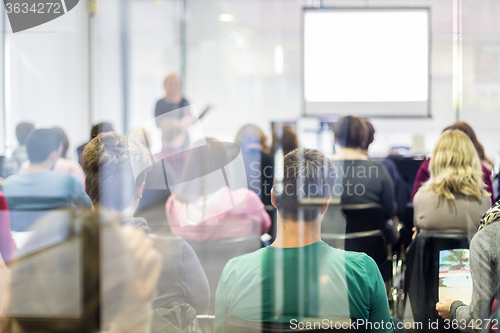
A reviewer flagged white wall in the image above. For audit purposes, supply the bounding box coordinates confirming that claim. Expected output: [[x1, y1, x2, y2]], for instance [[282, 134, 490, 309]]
[[181, 0, 500, 169], [6, 2, 90, 160], [3, 0, 499, 171]]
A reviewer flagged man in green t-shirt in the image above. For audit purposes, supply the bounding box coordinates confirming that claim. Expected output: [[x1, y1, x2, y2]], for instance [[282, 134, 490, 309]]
[[214, 148, 394, 333]]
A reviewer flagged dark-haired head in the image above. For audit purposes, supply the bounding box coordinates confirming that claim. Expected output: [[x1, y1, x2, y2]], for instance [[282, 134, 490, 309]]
[[52, 127, 69, 159], [26, 129, 63, 164], [272, 148, 337, 222], [333, 115, 364, 149], [16, 122, 35, 145], [90, 122, 114, 140], [360, 119, 375, 151]]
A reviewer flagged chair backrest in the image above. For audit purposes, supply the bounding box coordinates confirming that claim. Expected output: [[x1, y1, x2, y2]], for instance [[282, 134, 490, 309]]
[[406, 233, 469, 330], [187, 235, 262, 313], [340, 203, 386, 233], [386, 156, 424, 188], [8, 200, 74, 232], [224, 316, 365, 332]]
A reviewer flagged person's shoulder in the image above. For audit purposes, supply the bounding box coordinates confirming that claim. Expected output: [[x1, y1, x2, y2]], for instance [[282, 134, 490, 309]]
[[3, 173, 23, 186], [413, 187, 433, 203], [229, 188, 263, 208], [420, 158, 431, 169], [160, 236, 190, 251], [343, 249, 380, 277], [120, 217, 151, 234], [472, 223, 500, 246], [238, 188, 260, 201], [343, 248, 373, 266], [315, 242, 368, 266], [60, 173, 83, 185], [224, 247, 267, 272]]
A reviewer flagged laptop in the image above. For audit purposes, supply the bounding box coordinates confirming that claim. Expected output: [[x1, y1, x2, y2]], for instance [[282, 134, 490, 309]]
[[439, 249, 473, 304]]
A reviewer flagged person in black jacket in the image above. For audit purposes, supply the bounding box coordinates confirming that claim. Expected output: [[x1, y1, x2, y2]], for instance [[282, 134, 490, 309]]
[[331, 116, 397, 244]]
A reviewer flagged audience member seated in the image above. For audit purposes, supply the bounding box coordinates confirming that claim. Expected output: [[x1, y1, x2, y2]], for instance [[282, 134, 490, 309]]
[[82, 132, 210, 319], [235, 125, 274, 207], [76, 122, 114, 165], [214, 148, 394, 333], [413, 130, 491, 234], [4, 129, 91, 231], [331, 116, 396, 224], [0, 191, 16, 261], [411, 121, 495, 204], [1, 122, 34, 180], [19, 127, 85, 183], [359, 119, 399, 186], [436, 200, 500, 330], [270, 125, 299, 157], [167, 138, 271, 242]]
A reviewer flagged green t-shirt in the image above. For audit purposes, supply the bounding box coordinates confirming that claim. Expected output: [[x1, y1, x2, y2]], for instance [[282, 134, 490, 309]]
[[214, 241, 394, 333]]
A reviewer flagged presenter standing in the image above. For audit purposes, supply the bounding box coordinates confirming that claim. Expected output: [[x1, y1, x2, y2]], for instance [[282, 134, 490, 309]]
[[154, 73, 213, 128]]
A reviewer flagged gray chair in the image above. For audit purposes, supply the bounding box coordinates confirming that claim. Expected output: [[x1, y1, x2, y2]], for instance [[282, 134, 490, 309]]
[[187, 234, 262, 313]]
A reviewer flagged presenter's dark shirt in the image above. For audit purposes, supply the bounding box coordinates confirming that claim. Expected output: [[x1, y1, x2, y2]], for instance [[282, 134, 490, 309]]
[[155, 98, 190, 126]]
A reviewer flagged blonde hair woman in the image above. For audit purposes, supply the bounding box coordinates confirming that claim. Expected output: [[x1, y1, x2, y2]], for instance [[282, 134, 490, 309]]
[[413, 130, 492, 234]]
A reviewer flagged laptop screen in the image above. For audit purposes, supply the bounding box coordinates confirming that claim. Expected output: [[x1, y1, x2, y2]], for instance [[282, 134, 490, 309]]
[[439, 249, 473, 304]]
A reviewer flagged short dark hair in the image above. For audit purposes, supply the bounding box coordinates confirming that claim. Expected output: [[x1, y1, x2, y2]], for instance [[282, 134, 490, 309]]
[[90, 122, 114, 140], [16, 122, 35, 145], [82, 132, 151, 211], [273, 148, 337, 222], [52, 127, 69, 159], [360, 119, 375, 150], [26, 129, 63, 164], [333, 115, 364, 148]]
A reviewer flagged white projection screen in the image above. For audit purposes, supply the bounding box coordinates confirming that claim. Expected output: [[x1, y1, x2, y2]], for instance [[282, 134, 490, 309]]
[[303, 8, 430, 117]]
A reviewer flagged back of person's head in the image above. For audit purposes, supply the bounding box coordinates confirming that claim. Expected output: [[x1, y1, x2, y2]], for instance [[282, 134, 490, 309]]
[[235, 124, 269, 153], [82, 132, 151, 211], [52, 127, 69, 159], [174, 138, 231, 202], [90, 122, 114, 141], [271, 125, 299, 156], [427, 130, 489, 201], [273, 148, 337, 222], [164, 73, 181, 85], [360, 119, 375, 151], [333, 115, 364, 149], [443, 121, 491, 165], [26, 129, 63, 164], [16, 122, 35, 145]]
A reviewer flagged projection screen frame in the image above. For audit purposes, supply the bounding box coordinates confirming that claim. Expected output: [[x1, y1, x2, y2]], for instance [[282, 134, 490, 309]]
[[301, 6, 432, 119]]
